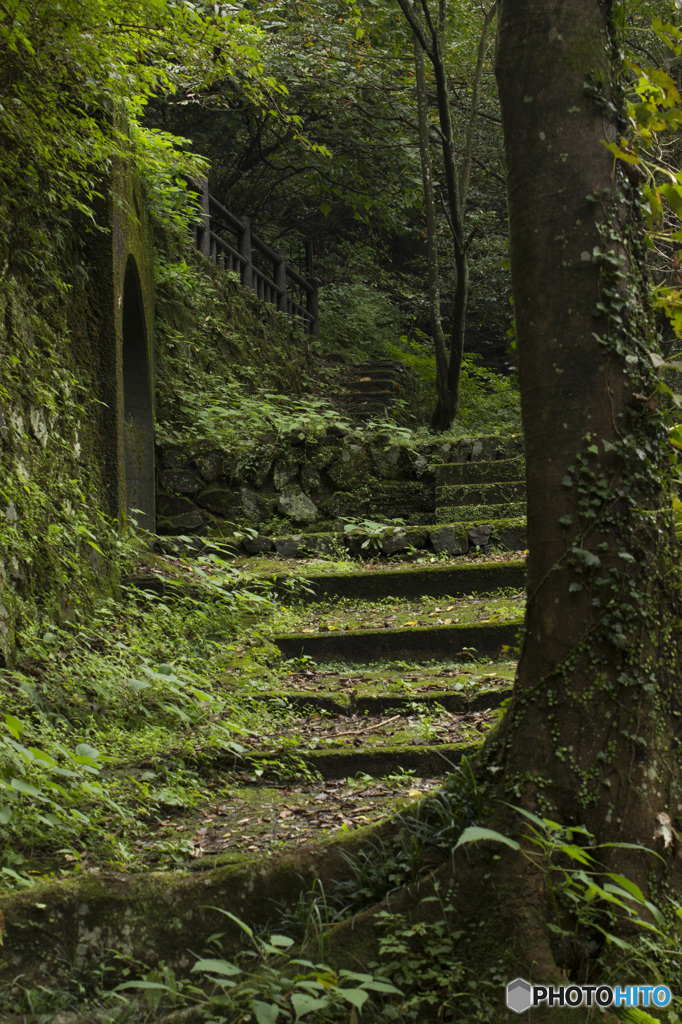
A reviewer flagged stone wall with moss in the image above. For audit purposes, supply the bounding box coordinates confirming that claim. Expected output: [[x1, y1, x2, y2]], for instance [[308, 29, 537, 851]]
[[0, 270, 121, 663], [0, 157, 156, 664], [155, 427, 524, 539]]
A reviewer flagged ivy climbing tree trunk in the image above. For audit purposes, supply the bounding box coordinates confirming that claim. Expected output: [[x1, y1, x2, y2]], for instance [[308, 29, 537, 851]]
[[472, 0, 682, 988], [326, 1, 682, 1007]]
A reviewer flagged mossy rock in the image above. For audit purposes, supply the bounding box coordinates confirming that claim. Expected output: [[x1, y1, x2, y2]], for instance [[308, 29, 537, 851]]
[[372, 443, 415, 480], [0, 824, 396, 987], [449, 434, 524, 462], [277, 486, 320, 525], [320, 480, 434, 519], [326, 442, 373, 490], [274, 619, 522, 663]]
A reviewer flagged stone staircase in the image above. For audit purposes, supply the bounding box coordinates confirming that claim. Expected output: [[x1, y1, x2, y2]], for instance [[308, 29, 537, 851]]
[[335, 358, 408, 422], [215, 432, 527, 789], [0, 433, 529, 1007]]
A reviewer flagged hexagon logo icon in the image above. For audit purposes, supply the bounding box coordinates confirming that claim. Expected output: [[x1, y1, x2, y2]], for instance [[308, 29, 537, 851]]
[[507, 977, 532, 1014]]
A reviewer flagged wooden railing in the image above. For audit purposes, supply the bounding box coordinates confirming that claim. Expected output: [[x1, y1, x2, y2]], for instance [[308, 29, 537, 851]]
[[192, 180, 319, 336]]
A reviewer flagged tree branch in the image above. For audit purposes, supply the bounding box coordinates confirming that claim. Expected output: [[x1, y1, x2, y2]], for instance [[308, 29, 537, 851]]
[[394, 0, 431, 55]]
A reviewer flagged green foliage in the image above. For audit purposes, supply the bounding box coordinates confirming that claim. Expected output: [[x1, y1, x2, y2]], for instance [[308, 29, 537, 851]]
[[0, 537, 283, 878], [385, 335, 520, 436], [318, 281, 408, 359], [0, 0, 269, 258], [90, 911, 402, 1023], [154, 246, 338, 447], [368, 885, 501, 1023]]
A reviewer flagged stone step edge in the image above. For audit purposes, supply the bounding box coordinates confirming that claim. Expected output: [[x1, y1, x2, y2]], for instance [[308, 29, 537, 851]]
[[195, 739, 482, 781], [274, 618, 523, 664], [435, 481, 526, 504], [435, 503, 527, 525], [258, 684, 513, 716], [255, 740, 479, 780], [125, 555, 527, 603], [261, 560, 527, 604], [434, 456, 526, 486], [127, 558, 527, 606]]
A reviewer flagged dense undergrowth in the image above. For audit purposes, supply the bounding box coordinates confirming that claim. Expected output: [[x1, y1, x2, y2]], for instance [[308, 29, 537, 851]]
[[0, 533, 282, 881], [155, 247, 521, 460]]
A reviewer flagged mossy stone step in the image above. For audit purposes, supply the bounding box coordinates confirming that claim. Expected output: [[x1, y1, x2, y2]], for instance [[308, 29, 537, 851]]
[[435, 456, 526, 486], [281, 740, 479, 779], [260, 684, 512, 716], [436, 481, 525, 507], [344, 378, 398, 393], [436, 502, 527, 524], [236, 517, 527, 560], [274, 618, 522, 663], [265, 559, 526, 603]]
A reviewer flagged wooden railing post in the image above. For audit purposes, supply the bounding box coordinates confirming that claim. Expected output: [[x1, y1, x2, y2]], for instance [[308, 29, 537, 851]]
[[239, 215, 253, 289], [198, 177, 211, 260], [274, 251, 288, 314]]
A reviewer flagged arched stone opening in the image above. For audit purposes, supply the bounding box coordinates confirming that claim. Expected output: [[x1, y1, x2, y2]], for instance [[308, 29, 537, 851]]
[[122, 255, 155, 528]]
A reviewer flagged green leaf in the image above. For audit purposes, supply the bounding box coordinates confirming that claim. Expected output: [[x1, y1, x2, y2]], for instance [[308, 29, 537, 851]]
[[620, 1009, 661, 1024], [602, 139, 639, 163], [604, 873, 645, 903], [660, 183, 682, 219], [75, 743, 99, 760], [4, 715, 24, 740], [338, 989, 370, 1010], [206, 907, 254, 939], [191, 958, 241, 976], [115, 981, 173, 993], [559, 844, 594, 866], [360, 980, 403, 995], [252, 1000, 281, 1024], [10, 778, 41, 797], [319, 201, 332, 216], [291, 993, 329, 1018], [454, 826, 520, 851]]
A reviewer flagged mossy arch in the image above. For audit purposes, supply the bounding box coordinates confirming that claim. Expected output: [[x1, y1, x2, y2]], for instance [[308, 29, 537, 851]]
[[90, 159, 156, 530]]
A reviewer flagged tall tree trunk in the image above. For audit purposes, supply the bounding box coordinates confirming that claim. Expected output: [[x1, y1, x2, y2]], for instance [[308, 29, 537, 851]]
[[488, 0, 682, 972], [398, 0, 471, 431], [328, 0, 682, 1007], [413, 32, 451, 421]]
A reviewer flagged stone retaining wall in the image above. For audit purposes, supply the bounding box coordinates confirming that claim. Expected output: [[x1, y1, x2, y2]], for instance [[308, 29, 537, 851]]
[[156, 431, 524, 537]]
